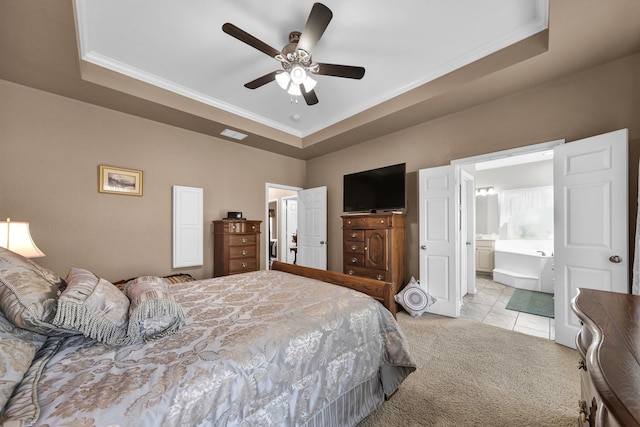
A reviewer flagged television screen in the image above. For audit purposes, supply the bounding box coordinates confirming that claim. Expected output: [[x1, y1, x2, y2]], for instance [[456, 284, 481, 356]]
[[343, 163, 406, 213]]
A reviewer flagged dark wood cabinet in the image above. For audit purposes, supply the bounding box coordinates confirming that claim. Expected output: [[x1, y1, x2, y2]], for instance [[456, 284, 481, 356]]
[[342, 213, 406, 302], [572, 288, 640, 427], [213, 220, 261, 277]]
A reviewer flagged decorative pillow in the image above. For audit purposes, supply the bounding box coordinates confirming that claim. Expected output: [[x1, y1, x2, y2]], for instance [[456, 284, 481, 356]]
[[162, 273, 195, 285], [0, 247, 75, 336], [394, 276, 437, 317], [113, 273, 195, 291], [0, 311, 47, 410], [52, 268, 130, 346], [125, 276, 186, 343]]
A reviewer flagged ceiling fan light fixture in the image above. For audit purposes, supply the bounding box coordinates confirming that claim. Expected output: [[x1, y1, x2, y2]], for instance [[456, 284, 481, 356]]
[[287, 83, 302, 96], [302, 75, 317, 92], [290, 64, 307, 85], [275, 71, 291, 90]]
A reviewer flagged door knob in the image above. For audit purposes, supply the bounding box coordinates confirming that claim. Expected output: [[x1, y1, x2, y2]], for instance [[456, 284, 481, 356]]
[[421, 245, 427, 250], [466, 241, 471, 245], [320, 241, 325, 245], [609, 255, 622, 263]]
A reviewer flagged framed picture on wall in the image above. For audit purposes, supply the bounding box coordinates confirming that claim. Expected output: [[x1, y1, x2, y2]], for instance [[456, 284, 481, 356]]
[[98, 165, 143, 196]]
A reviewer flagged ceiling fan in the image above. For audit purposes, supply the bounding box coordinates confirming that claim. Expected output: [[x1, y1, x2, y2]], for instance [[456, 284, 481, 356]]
[[222, 2, 365, 105]]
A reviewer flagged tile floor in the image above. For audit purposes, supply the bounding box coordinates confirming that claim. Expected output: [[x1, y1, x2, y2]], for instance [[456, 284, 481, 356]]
[[460, 274, 555, 340]]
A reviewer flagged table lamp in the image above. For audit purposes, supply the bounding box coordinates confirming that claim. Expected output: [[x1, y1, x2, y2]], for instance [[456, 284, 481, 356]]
[[0, 217, 45, 258]]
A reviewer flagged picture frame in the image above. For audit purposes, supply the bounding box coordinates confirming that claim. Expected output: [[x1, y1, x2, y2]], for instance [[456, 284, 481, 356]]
[[98, 165, 143, 196]]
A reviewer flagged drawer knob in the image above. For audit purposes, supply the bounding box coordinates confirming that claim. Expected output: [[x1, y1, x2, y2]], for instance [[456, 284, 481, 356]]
[[347, 270, 354, 275], [351, 245, 357, 251], [241, 262, 248, 268], [241, 238, 248, 243], [376, 274, 384, 280], [351, 257, 358, 263], [351, 232, 357, 238], [380, 220, 384, 223], [241, 250, 248, 256]]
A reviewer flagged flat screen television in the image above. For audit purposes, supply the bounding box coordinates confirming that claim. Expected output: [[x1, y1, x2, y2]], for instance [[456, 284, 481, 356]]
[[343, 163, 406, 213]]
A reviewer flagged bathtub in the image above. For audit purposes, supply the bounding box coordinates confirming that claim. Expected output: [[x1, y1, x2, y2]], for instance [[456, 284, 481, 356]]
[[492, 246, 554, 294]]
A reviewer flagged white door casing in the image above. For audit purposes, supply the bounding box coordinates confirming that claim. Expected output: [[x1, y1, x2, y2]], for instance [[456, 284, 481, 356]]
[[297, 186, 328, 269], [460, 170, 476, 296], [553, 128, 628, 348], [419, 165, 460, 317], [283, 197, 298, 263]]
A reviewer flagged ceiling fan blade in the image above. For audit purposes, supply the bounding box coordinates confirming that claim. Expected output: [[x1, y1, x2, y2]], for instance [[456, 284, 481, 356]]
[[222, 23, 280, 58], [296, 3, 333, 56], [244, 71, 278, 89], [314, 63, 365, 79], [301, 85, 319, 105]]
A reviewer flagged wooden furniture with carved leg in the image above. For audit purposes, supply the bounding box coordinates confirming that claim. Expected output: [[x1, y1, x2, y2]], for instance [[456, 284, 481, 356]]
[[213, 219, 261, 277], [572, 288, 640, 427]]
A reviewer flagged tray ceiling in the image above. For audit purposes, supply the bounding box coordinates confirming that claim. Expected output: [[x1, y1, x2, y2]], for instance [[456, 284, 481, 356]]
[[75, 0, 548, 138]]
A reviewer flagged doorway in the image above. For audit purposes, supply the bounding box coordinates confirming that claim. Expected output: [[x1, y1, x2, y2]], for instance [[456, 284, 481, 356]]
[[454, 141, 560, 306], [265, 183, 300, 269]]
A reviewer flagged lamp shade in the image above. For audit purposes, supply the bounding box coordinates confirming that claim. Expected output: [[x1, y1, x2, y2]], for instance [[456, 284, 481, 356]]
[[0, 218, 45, 258]]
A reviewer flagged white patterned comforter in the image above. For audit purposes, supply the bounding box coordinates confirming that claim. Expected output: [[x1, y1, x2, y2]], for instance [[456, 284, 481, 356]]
[[5, 270, 415, 427]]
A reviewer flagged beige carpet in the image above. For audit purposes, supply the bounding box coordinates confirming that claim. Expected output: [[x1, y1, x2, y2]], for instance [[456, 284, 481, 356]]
[[359, 312, 579, 427]]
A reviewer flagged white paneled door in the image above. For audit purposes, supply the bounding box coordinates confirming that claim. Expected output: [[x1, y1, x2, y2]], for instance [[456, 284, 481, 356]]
[[553, 128, 628, 348], [418, 165, 460, 317], [297, 186, 327, 270]]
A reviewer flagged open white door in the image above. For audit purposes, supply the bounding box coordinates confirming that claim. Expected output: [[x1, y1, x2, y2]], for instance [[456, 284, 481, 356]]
[[419, 165, 460, 317], [554, 129, 628, 348], [297, 186, 327, 269]]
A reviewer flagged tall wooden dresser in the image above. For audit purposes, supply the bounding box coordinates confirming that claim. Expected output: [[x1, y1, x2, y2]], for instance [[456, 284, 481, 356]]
[[213, 219, 261, 277], [572, 288, 640, 427], [342, 212, 406, 296]]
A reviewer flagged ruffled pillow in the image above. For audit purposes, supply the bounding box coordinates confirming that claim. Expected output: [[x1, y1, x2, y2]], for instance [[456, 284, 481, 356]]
[[0, 247, 75, 336], [394, 276, 436, 317], [52, 268, 130, 346], [125, 276, 186, 343]]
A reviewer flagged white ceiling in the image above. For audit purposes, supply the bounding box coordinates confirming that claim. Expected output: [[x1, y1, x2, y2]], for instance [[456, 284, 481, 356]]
[[75, 0, 548, 138]]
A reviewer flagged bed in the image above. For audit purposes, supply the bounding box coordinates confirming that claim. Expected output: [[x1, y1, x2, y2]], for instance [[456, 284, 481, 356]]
[[0, 248, 415, 427]]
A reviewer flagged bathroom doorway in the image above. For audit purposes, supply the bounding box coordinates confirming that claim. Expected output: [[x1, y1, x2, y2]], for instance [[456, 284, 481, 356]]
[[452, 140, 563, 304]]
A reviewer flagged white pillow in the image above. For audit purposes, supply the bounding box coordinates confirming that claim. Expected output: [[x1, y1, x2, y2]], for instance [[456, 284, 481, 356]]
[[394, 276, 436, 317]]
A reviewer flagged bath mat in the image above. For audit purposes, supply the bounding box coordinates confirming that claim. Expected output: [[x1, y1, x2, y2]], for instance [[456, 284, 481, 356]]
[[506, 289, 554, 318]]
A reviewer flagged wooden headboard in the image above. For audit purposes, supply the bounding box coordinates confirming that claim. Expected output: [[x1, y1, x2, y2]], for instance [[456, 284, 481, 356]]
[[271, 261, 396, 317]]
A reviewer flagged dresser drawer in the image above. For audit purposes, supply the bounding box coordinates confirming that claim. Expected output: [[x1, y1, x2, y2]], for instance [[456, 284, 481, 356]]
[[229, 258, 257, 274], [229, 245, 256, 259], [229, 234, 256, 246], [223, 221, 261, 233], [343, 229, 365, 242], [344, 241, 365, 254], [344, 253, 365, 267], [343, 216, 391, 229], [344, 266, 389, 282]]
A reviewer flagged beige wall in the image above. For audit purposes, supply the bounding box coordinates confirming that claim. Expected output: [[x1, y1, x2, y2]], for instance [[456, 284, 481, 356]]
[[306, 53, 640, 281], [2, 52, 640, 287], [0, 79, 306, 281]]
